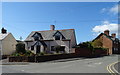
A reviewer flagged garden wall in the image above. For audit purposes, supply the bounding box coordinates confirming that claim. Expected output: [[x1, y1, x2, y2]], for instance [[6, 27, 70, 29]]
[[9, 48, 109, 62], [75, 48, 109, 57], [94, 48, 109, 56], [9, 56, 35, 62], [9, 53, 80, 62], [75, 48, 93, 57]]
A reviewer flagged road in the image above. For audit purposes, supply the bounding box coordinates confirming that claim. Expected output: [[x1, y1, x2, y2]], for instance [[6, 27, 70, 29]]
[[114, 62, 120, 74], [1, 54, 119, 74]]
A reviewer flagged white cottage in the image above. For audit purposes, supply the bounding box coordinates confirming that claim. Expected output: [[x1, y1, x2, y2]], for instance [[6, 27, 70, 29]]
[[25, 25, 77, 54], [0, 28, 17, 55]]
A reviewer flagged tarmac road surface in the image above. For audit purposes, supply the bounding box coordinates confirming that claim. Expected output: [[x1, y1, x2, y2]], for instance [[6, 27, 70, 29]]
[[1, 54, 119, 74]]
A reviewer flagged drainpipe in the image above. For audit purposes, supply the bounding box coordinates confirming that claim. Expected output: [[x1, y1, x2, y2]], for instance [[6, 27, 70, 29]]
[[69, 40, 70, 53], [0, 41, 3, 59]]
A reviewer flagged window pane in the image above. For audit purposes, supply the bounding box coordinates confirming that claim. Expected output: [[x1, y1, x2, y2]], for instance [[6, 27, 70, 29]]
[[31, 46, 34, 50], [51, 46, 55, 51], [34, 36, 39, 41], [55, 35, 60, 40]]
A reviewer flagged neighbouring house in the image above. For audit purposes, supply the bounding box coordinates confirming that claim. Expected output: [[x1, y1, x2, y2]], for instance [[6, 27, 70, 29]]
[[93, 30, 120, 55], [0, 28, 17, 55], [24, 25, 77, 54]]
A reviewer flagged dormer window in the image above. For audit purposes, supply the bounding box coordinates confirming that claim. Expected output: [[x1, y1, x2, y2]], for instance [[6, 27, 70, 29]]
[[34, 36, 39, 41], [32, 32, 43, 41], [53, 31, 65, 40], [55, 34, 60, 40]]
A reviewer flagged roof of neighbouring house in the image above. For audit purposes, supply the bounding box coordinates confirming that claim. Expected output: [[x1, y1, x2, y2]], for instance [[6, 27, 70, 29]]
[[25, 29, 75, 41], [93, 33, 119, 42], [0, 33, 10, 41]]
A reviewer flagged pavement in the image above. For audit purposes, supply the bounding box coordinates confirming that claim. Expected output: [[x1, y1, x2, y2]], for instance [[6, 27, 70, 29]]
[[1, 58, 29, 65], [1, 54, 120, 74]]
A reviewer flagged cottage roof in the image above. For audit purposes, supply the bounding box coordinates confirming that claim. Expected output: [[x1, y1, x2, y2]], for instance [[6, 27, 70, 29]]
[[25, 29, 75, 41], [0, 33, 10, 40]]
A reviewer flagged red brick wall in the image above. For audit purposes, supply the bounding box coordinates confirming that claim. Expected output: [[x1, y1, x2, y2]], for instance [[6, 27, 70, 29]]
[[102, 35, 112, 55], [94, 49, 109, 56], [75, 48, 92, 57], [75, 48, 109, 57], [95, 35, 113, 55]]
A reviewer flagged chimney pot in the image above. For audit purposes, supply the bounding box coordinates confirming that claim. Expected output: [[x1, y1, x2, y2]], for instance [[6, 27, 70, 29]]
[[104, 30, 109, 36], [111, 33, 116, 38], [1, 28, 7, 34], [50, 25, 55, 30]]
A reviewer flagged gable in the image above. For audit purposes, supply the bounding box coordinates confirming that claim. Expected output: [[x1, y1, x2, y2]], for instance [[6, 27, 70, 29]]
[[53, 31, 65, 39], [32, 32, 43, 39], [53, 31, 62, 36], [93, 33, 113, 42]]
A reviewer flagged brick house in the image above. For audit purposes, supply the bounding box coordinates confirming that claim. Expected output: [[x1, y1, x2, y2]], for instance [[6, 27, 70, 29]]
[[93, 30, 120, 55], [24, 25, 77, 54]]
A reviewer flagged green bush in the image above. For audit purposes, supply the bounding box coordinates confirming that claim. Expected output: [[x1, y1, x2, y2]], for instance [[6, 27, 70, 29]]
[[92, 39, 103, 48], [11, 50, 35, 56], [16, 42, 26, 54], [78, 41, 93, 50], [25, 50, 35, 56], [36, 52, 45, 56], [94, 47, 107, 51], [11, 52, 23, 56], [40, 52, 44, 55]]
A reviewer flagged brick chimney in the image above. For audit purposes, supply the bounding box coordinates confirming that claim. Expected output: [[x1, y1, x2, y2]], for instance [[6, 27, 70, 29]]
[[50, 25, 55, 30], [104, 30, 109, 36], [111, 33, 116, 38], [1, 28, 7, 34]]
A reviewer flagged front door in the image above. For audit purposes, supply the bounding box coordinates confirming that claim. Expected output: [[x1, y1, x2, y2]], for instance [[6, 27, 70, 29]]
[[36, 45, 40, 53]]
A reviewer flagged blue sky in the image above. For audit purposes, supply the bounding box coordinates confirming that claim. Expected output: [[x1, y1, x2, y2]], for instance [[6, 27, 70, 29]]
[[2, 2, 118, 44]]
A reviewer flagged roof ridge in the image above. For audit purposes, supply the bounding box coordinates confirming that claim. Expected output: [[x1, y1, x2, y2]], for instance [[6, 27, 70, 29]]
[[0, 33, 10, 40], [33, 29, 74, 32]]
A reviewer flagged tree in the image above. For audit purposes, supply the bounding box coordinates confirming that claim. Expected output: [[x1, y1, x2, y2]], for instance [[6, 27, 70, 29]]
[[77, 41, 93, 50], [92, 39, 103, 48], [16, 42, 26, 54]]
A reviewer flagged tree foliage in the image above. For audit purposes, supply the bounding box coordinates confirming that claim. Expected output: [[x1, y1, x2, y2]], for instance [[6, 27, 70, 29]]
[[92, 39, 103, 48], [16, 42, 26, 54], [78, 41, 93, 49]]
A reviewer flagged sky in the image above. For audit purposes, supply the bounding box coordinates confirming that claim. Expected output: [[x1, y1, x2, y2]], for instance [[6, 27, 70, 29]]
[[1, 2, 119, 44]]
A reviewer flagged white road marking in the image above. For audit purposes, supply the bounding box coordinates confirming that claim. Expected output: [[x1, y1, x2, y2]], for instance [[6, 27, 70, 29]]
[[21, 70, 25, 71], [87, 65, 95, 67], [94, 62, 103, 65], [85, 59, 93, 60]]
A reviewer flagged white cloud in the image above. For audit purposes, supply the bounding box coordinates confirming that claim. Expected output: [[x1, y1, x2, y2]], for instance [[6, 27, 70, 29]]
[[92, 21, 118, 36], [101, 8, 107, 13], [101, 4, 119, 15], [109, 5, 118, 15]]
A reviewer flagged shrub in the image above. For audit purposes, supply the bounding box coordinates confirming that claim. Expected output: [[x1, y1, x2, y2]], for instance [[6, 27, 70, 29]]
[[11, 50, 35, 56], [36, 52, 45, 56], [16, 42, 26, 54], [94, 47, 107, 51], [78, 41, 93, 50], [11, 52, 22, 56], [25, 50, 35, 56], [40, 52, 44, 55], [92, 39, 103, 48]]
